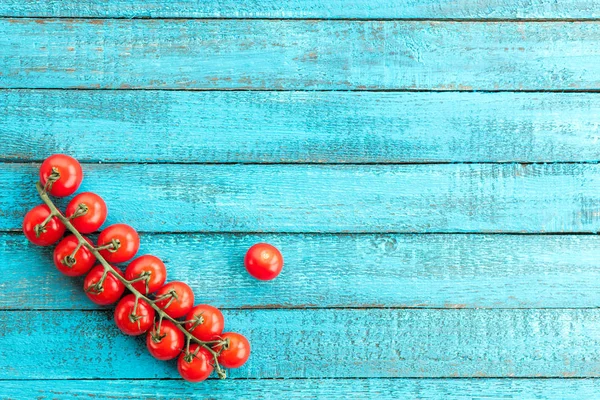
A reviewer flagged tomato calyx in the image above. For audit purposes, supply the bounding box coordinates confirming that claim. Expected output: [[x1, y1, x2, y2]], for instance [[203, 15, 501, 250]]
[[95, 238, 121, 253], [68, 202, 89, 220], [42, 167, 61, 193]]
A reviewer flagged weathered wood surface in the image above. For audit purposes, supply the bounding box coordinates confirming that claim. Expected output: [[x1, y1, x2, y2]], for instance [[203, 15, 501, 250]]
[[4, 90, 600, 164], [4, 232, 600, 310], [3, 20, 600, 90], [5, 163, 600, 233], [2, 378, 600, 400], [2, 309, 600, 379], [2, 0, 600, 19]]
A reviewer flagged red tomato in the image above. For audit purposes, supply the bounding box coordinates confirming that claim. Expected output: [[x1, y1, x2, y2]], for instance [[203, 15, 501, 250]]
[[244, 243, 283, 281], [184, 304, 224, 341], [22, 204, 66, 246], [66, 192, 107, 233], [97, 224, 140, 263], [178, 344, 214, 382], [53, 235, 95, 276], [146, 319, 185, 360], [215, 332, 251, 369], [84, 265, 125, 305], [114, 294, 155, 336], [125, 255, 167, 295], [39, 154, 83, 197], [154, 281, 194, 319]]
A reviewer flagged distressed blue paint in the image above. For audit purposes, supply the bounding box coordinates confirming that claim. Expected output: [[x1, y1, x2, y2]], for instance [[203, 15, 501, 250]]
[[2, 378, 600, 400], [2, 0, 599, 396], [1, 309, 600, 379], [3, 91, 600, 164], [3, 20, 600, 90], [2, 1, 600, 19], [5, 163, 600, 233], [4, 233, 600, 309]]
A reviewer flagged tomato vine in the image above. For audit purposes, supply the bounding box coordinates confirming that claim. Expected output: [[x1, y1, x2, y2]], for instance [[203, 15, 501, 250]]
[[24, 155, 250, 382]]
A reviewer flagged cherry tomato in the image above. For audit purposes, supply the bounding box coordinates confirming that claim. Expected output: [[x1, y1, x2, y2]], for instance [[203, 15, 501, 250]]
[[154, 281, 194, 319], [185, 304, 224, 341], [66, 192, 107, 233], [146, 319, 185, 360], [22, 204, 66, 246], [125, 255, 167, 295], [215, 332, 251, 369], [114, 294, 155, 336], [84, 265, 125, 305], [244, 243, 283, 281], [53, 235, 95, 276], [97, 224, 140, 263], [178, 344, 214, 382], [39, 154, 83, 197]]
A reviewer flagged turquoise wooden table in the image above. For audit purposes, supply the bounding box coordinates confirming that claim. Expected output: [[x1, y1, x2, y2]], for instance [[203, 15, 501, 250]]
[[2, 1, 600, 398]]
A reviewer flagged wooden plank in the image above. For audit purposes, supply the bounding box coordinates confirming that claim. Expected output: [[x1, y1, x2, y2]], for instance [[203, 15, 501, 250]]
[[2, 309, 600, 378], [4, 163, 600, 233], [2, 1, 600, 19], [5, 232, 600, 310], [4, 90, 600, 164], [3, 20, 600, 90], [3, 378, 600, 399]]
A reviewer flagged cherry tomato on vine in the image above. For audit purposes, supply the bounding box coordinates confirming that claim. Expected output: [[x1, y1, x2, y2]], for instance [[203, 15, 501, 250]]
[[125, 255, 167, 295], [244, 243, 283, 281], [66, 192, 107, 233], [185, 304, 224, 341], [53, 235, 95, 276], [22, 204, 66, 246], [39, 154, 83, 197], [215, 332, 251, 369], [154, 281, 194, 319], [97, 224, 140, 263], [23, 204, 66, 246], [146, 319, 185, 360], [84, 265, 125, 305], [178, 344, 214, 382], [114, 294, 155, 336]]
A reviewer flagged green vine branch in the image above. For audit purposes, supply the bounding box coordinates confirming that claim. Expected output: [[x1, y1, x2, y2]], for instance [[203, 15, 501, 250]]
[[35, 181, 228, 379]]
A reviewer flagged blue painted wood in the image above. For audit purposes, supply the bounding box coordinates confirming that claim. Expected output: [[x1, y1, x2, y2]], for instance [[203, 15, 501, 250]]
[[3, 20, 600, 90], [5, 163, 600, 233], [2, 0, 599, 19], [4, 91, 600, 163], [2, 378, 600, 399], [4, 232, 600, 309], [1, 309, 600, 379]]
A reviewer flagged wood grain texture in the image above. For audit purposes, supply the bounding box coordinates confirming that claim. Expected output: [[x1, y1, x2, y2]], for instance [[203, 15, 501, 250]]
[[3, 19, 600, 90], [5, 163, 600, 233], [2, 309, 600, 378], [4, 90, 600, 163], [5, 232, 600, 310], [2, 0, 600, 19], [2, 379, 600, 400]]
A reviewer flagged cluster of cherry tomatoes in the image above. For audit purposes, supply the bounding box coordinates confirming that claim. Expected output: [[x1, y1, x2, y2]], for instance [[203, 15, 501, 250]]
[[22, 154, 284, 382]]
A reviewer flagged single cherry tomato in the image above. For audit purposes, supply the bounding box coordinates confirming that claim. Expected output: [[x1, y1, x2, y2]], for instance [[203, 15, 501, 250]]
[[66, 192, 107, 233], [53, 235, 95, 276], [178, 344, 214, 382], [114, 294, 155, 336], [84, 265, 125, 305], [97, 223, 140, 263], [185, 304, 224, 341], [125, 255, 167, 295], [39, 154, 83, 197], [22, 204, 66, 246], [154, 281, 194, 319], [244, 243, 283, 281], [215, 332, 251, 369], [146, 319, 185, 360]]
